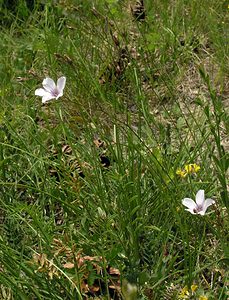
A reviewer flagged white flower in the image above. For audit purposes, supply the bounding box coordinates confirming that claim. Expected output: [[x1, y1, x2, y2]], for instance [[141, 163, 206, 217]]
[[35, 76, 66, 103], [182, 189, 215, 215]]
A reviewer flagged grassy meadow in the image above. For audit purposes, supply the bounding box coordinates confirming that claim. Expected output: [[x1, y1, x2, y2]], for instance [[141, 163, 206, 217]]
[[0, 0, 228, 299]]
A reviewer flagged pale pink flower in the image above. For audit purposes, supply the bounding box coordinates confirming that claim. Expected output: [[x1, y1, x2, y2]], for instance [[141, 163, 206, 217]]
[[182, 190, 215, 215], [35, 77, 66, 103]]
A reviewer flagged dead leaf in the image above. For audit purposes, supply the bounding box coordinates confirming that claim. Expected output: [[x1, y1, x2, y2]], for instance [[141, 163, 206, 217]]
[[63, 262, 75, 269]]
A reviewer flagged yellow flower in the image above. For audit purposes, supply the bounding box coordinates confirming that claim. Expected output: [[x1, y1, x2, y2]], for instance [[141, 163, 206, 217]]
[[176, 168, 187, 178], [184, 163, 200, 174], [178, 286, 189, 299], [199, 296, 208, 300], [176, 164, 200, 178], [191, 284, 198, 293]]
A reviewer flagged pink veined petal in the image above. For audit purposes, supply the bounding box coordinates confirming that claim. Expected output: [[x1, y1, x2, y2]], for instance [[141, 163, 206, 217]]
[[182, 198, 197, 211], [42, 78, 56, 93], [35, 89, 55, 103], [57, 76, 66, 93], [42, 93, 56, 103], [35, 88, 47, 96], [196, 189, 205, 206], [202, 198, 215, 215]]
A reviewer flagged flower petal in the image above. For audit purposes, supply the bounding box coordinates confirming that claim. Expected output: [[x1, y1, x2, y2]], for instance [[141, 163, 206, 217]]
[[56, 91, 63, 100], [182, 198, 197, 211], [42, 78, 56, 93], [35, 88, 47, 97], [196, 189, 205, 206], [198, 210, 205, 216], [57, 76, 66, 93], [42, 93, 56, 103], [35, 88, 55, 103], [202, 198, 215, 215]]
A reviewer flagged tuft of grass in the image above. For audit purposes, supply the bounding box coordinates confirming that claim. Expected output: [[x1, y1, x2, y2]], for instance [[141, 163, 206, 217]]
[[0, 0, 228, 299]]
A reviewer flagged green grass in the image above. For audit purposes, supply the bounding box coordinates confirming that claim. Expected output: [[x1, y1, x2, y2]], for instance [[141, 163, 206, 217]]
[[0, 0, 228, 299]]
